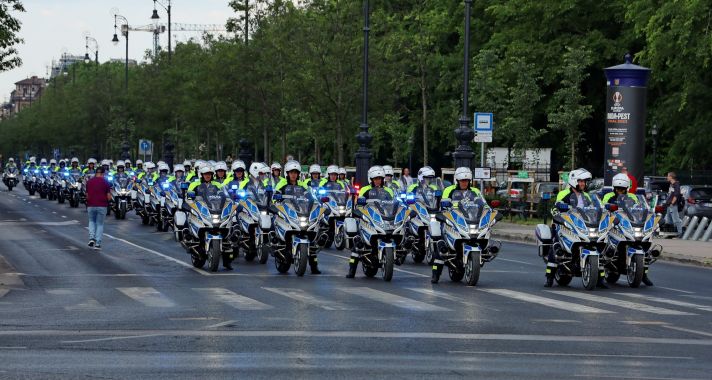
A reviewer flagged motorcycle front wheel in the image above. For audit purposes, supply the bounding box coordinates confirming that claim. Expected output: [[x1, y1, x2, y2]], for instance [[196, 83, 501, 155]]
[[208, 239, 221, 272], [191, 253, 206, 269], [258, 244, 271, 264], [464, 252, 481, 286], [582, 255, 599, 291], [382, 247, 394, 282], [275, 255, 291, 274], [294, 244, 308, 277], [627, 254, 644, 288], [334, 230, 346, 251]]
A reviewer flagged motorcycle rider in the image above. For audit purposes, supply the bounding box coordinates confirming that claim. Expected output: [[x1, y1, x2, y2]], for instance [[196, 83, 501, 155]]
[[214, 161, 230, 185], [155, 163, 171, 186], [601, 173, 652, 286], [48, 159, 58, 173], [140, 162, 156, 183], [182, 160, 192, 177], [304, 164, 322, 189], [187, 165, 233, 270], [134, 160, 144, 176], [187, 160, 204, 182], [68, 158, 82, 175], [546, 168, 608, 288], [114, 160, 129, 180], [347, 166, 394, 278], [383, 165, 401, 193], [229, 160, 247, 186], [266, 162, 285, 189], [323, 165, 344, 190], [83, 158, 97, 176]]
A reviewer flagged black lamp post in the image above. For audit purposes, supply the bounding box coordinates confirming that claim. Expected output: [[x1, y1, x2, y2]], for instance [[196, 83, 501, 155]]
[[453, 0, 475, 169], [354, 0, 372, 186], [85, 36, 99, 65], [112, 13, 130, 160], [651, 123, 658, 175], [151, 0, 172, 62]]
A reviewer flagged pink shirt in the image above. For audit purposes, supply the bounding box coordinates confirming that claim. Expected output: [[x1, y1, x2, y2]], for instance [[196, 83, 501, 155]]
[[86, 176, 111, 207]]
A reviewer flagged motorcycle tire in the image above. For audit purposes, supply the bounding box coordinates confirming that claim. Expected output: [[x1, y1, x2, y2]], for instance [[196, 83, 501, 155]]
[[119, 204, 127, 220], [294, 244, 308, 277], [141, 214, 150, 225], [324, 236, 334, 249], [412, 234, 427, 263], [582, 255, 598, 291], [382, 247, 394, 282], [627, 254, 645, 288], [334, 230, 347, 251], [363, 265, 378, 278], [258, 245, 271, 264], [448, 266, 464, 282], [208, 239, 221, 272], [464, 252, 481, 286], [555, 270, 573, 286], [245, 246, 256, 262], [29, 189, 35, 196], [605, 268, 620, 284], [191, 253, 206, 269], [7, 186, 12, 191], [275, 257, 291, 274], [57, 194, 64, 204], [40, 192, 46, 199]]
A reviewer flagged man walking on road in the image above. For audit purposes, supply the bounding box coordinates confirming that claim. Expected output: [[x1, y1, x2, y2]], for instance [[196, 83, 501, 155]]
[[86, 167, 111, 249], [664, 171, 683, 238]]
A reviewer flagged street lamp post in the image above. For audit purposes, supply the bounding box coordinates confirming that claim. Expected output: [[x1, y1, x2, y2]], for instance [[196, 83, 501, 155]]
[[354, 0, 372, 186], [651, 123, 658, 175], [84, 36, 99, 66], [112, 13, 130, 160], [151, 0, 172, 62], [453, 0, 475, 169]]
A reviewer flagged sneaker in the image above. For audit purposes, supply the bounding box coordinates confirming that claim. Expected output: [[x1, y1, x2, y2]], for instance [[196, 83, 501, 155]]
[[88, 240, 95, 248], [93, 244, 102, 250]]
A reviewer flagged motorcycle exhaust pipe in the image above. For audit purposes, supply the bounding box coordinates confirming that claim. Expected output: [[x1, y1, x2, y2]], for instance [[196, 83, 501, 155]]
[[488, 245, 499, 254], [354, 236, 365, 250], [650, 249, 661, 258]]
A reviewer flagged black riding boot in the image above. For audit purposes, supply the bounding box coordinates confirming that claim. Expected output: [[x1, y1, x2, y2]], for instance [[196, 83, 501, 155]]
[[223, 252, 234, 271], [346, 257, 358, 278], [642, 272, 654, 286], [596, 274, 609, 289], [431, 264, 443, 284], [545, 263, 556, 287], [310, 255, 321, 275]]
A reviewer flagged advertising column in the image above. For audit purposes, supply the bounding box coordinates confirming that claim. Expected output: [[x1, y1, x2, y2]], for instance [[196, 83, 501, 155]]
[[603, 54, 651, 186]]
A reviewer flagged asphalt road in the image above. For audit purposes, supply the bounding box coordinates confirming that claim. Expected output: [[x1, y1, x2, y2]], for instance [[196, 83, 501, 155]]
[[1, 185, 712, 379]]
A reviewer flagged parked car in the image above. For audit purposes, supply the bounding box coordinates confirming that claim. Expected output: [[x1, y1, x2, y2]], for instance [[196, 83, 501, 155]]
[[643, 176, 669, 201], [681, 186, 712, 218], [532, 182, 559, 203]]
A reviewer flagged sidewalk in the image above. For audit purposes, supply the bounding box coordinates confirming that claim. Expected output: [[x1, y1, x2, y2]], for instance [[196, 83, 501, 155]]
[[492, 222, 712, 268]]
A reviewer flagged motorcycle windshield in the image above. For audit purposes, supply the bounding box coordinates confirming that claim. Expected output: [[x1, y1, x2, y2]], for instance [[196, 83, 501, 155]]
[[244, 183, 270, 207], [6, 167, 17, 174], [617, 194, 649, 227], [458, 198, 486, 223], [115, 177, 130, 189], [284, 196, 315, 216], [325, 190, 347, 205], [372, 200, 400, 221], [204, 194, 227, 214], [417, 184, 442, 210], [570, 196, 603, 228]]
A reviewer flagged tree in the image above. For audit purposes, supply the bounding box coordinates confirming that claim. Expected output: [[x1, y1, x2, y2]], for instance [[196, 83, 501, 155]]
[[0, 0, 24, 72]]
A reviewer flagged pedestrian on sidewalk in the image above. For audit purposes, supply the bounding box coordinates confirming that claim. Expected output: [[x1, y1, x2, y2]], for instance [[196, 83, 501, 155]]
[[86, 167, 111, 249], [664, 171, 683, 237], [399, 167, 413, 188]]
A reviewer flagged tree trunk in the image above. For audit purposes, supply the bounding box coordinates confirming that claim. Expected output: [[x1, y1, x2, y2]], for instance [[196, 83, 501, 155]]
[[420, 67, 428, 166], [570, 132, 575, 170]]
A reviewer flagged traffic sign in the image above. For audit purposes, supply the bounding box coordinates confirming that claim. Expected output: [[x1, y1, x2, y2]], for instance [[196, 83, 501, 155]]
[[139, 139, 153, 155], [474, 112, 493, 132], [474, 134, 492, 143], [474, 167, 491, 180]]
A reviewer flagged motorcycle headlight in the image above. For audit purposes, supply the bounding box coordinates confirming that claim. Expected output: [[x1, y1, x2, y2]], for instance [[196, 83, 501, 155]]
[[299, 216, 309, 228], [633, 227, 643, 239], [588, 227, 599, 239], [429, 213, 436, 222], [338, 205, 346, 215], [469, 224, 479, 235], [212, 214, 221, 224]]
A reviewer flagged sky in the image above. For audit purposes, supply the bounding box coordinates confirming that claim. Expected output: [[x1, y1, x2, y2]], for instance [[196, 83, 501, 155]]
[[0, 0, 235, 100]]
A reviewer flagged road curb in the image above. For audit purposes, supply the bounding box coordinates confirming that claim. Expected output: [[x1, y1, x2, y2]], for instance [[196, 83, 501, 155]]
[[492, 232, 712, 268]]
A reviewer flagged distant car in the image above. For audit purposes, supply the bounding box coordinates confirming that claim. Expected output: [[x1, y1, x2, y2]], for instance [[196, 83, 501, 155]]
[[533, 182, 559, 203], [681, 186, 712, 218], [588, 178, 604, 193], [643, 176, 669, 201], [496, 181, 526, 200]]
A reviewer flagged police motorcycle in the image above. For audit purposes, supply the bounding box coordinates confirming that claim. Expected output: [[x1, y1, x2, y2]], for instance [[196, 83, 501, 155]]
[[318, 186, 353, 251], [268, 188, 329, 276], [602, 193, 663, 288], [402, 178, 444, 264], [134, 170, 154, 225], [430, 196, 503, 286], [230, 181, 273, 264], [62, 171, 83, 208], [2, 166, 19, 191], [535, 195, 614, 290], [36, 167, 53, 199], [344, 190, 410, 282], [165, 178, 190, 241], [110, 174, 134, 220], [181, 186, 239, 271]]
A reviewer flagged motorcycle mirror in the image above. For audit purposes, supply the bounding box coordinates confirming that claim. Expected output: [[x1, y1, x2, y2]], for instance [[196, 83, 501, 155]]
[[357, 197, 366, 206], [490, 200, 501, 208], [654, 205, 664, 214], [605, 204, 618, 212], [495, 212, 504, 222]]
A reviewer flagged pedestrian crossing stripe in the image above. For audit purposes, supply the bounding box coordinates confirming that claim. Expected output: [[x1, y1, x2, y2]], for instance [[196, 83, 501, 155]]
[[479, 289, 613, 314], [615, 293, 712, 313], [263, 287, 354, 311], [546, 291, 696, 316], [193, 288, 272, 310], [117, 287, 176, 308], [338, 287, 450, 312]]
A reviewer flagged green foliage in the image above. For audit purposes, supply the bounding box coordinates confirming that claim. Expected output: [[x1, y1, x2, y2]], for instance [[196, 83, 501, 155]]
[[0, 0, 24, 72], [0, 0, 708, 173]]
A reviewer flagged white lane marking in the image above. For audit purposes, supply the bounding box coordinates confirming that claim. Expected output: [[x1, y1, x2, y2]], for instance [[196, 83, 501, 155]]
[[657, 286, 695, 294], [0, 220, 78, 226], [498, 258, 538, 267], [320, 251, 429, 278], [447, 351, 693, 360], [682, 294, 712, 302], [62, 334, 164, 344], [65, 298, 106, 312], [480, 289, 613, 314], [622, 321, 669, 325], [406, 287, 501, 312], [338, 287, 450, 312], [203, 320, 238, 329], [263, 287, 354, 311], [0, 289, 9, 298], [662, 325, 712, 338], [117, 287, 175, 308], [102, 232, 207, 275], [61, 215, 67, 218], [615, 293, 712, 312], [46, 246, 79, 252], [193, 288, 272, 310], [531, 319, 581, 323], [546, 291, 696, 316]]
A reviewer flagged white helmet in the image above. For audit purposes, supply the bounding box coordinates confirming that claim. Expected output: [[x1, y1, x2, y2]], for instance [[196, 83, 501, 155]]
[[29, 156, 36, 163], [199, 165, 214, 175], [157, 161, 166, 167], [339, 167, 346, 175], [144, 161, 156, 170], [8, 158, 14, 163], [271, 162, 282, 171], [231, 160, 246, 171], [382, 165, 394, 176], [214, 161, 228, 172], [309, 164, 321, 175], [49, 159, 57, 165], [71, 157, 79, 164], [136, 159, 143, 165], [284, 160, 301, 173], [568, 168, 592, 188], [419, 166, 436, 178], [124, 159, 132, 165], [158, 163, 170, 172], [249, 162, 262, 178], [612, 173, 631, 189], [207, 160, 216, 167], [368, 166, 385, 182], [194, 160, 206, 170], [326, 165, 339, 175], [182, 160, 192, 167], [454, 167, 473, 182], [116, 160, 125, 168], [259, 162, 271, 175], [40, 158, 47, 165], [101, 159, 110, 167], [173, 164, 185, 173], [87, 158, 97, 165]]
